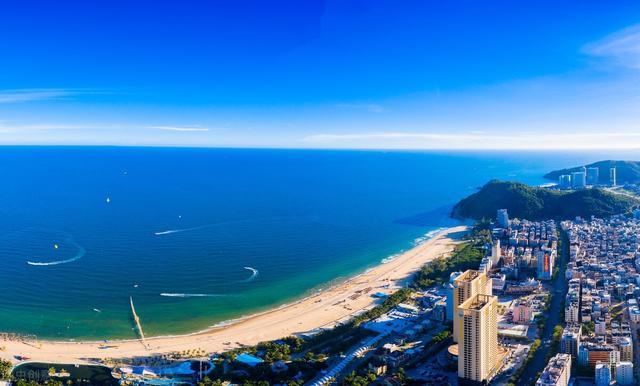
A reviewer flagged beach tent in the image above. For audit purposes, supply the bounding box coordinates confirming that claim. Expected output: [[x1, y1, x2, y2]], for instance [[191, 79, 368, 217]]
[[132, 366, 157, 377], [158, 361, 195, 376], [235, 353, 264, 367]]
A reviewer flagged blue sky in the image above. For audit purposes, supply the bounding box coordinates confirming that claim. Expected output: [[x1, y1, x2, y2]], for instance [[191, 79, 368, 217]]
[[0, 0, 639, 149]]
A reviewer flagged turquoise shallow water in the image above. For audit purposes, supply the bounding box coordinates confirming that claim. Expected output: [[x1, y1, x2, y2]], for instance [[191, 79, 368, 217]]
[[0, 147, 628, 339]]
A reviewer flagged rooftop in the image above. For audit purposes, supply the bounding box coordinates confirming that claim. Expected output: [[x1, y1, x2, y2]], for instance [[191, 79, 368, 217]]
[[457, 269, 481, 283], [460, 293, 495, 311]]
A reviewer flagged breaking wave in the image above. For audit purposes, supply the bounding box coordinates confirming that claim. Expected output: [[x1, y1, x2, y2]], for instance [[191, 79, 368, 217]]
[[411, 227, 447, 246], [379, 228, 447, 264]]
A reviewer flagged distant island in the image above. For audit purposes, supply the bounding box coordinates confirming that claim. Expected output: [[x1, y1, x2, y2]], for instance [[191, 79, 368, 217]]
[[544, 160, 640, 185], [451, 180, 640, 221]]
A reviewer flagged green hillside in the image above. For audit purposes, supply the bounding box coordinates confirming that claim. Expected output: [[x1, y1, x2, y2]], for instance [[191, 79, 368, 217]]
[[451, 180, 640, 221], [544, 160, 640, 184]]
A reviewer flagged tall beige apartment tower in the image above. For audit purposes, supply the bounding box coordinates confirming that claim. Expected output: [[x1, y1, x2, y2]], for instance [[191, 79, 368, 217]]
[[457, 293, 499, 386], [452, 270, 492, 343]]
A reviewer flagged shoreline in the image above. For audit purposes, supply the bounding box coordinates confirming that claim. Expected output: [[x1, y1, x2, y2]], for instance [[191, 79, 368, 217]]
[[0, 225, 468, 364], [4, 228, 442, 344]]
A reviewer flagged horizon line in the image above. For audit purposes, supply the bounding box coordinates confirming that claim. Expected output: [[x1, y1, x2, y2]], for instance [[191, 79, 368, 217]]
[[0, 144, 639, 153]]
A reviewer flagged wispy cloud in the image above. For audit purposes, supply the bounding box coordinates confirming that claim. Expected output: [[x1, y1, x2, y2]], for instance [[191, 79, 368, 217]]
[[0, 88, 87, 104], [0, 123, 114, 132], [148, 126, 211, 132], [583, 24, 640, 69], [0, 123, 215, 134], [305, 132, 486, 141], [334, 103, 385, 113], [303, 131, 640, 150]]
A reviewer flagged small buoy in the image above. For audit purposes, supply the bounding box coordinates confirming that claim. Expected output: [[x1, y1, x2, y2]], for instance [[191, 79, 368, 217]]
[[54, 244, 59, 249], [106, 197, 111, 204]]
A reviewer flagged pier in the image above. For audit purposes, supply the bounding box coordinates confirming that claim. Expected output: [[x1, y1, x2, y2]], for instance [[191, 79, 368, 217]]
[[129, 296, 149, 349]]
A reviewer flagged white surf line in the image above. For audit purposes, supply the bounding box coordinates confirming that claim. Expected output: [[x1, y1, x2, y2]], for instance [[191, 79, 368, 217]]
[[241, 266, 259, 282], [381, 228, 449, 264], [27, 239, 86, 266]]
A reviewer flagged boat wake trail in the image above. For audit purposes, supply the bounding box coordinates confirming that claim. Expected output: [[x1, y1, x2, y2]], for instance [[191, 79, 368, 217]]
[[241, 266, 259, 282], [160, 293, 228, 298], [153, 216, 309, 237], [154, 225, 209, 236], [27, 239, 86, 266]]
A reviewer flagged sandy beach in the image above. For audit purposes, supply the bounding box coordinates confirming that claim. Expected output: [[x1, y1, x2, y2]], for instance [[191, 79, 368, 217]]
[[0, 225, 467, 364]]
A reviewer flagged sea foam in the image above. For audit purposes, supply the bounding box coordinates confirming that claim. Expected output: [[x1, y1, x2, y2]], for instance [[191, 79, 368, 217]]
[[379, 227, 447, 264]]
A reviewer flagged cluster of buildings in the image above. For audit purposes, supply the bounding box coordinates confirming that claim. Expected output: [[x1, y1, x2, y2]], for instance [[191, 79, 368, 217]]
[[557, 166, 617, 189], [490, 216, 558, 281], [453, 209, 640, 386], [445, 209, 558, 385], [433, 208, 640, 386], [558, 216, 640, 385]]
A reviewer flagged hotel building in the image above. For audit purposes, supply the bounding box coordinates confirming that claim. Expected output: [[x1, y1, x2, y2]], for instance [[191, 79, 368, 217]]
[[452, 270, 492, 343], [497, 209, 509, 228], [610, 167, 616, 186], [558, 174, 572, 189], [457, 293, 498, 386], [571, 171, 586, 189], [587, 167, 599, 185]]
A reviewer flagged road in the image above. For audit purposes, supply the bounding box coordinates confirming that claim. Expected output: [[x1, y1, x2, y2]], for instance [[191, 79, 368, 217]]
[[515, 227, 569, 386]]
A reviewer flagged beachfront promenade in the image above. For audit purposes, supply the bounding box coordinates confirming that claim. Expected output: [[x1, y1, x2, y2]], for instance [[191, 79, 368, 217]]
[[0, 226, 467, 364], [306, 333, 387, 386]]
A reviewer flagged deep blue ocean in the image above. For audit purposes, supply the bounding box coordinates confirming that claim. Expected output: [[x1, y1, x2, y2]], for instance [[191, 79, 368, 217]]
[[0, 147, 629, 339]]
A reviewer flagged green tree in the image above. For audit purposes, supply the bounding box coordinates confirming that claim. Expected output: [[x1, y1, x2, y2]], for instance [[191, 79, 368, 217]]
[[197, 377, 224, 386], [0, 359, 12, 380], [582, 321, 595, 335], [342, 371, 377, 386]]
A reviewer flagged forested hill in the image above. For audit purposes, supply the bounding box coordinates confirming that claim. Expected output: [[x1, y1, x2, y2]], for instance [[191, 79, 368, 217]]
[[451, 180, 639, 221]]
